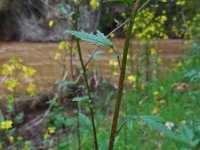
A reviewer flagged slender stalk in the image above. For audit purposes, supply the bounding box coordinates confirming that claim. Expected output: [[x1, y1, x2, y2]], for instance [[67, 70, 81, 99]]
[[77, 104, 81, 150], [74, 4, 98, 150], [69, 37, 75, 80], [135, 47, 140, 92], [108, 1, 141, 150], [144, 41, 150, 94]]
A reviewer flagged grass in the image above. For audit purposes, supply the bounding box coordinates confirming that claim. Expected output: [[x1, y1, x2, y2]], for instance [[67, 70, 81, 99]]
[[59, 44, 200, 150]]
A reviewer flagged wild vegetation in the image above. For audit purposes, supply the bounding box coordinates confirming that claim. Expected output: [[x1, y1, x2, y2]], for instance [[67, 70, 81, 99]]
[[0, 0, 200, 149]]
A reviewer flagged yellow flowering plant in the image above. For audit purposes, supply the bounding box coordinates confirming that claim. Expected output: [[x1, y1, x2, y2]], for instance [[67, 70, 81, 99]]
[[0, 120, 13, 130], [1, 57, 37, 114]]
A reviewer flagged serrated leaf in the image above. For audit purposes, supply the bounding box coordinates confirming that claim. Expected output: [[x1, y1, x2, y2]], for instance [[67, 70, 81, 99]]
[[139, 115, 181, 141], [180, 124, 194, 141], [79, 113, 91, 128], [65, 30, 112, 47], [190, 139, 200, 147], [121, 115, 196, 147]]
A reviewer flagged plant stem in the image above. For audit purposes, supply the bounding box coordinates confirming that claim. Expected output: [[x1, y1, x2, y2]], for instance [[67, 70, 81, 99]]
[[108, 1, 141, 150], [144, 41, 150, 94], [77, 104, 81, 150], [74, 4, 98, 150], [69, 37, 75, 80]]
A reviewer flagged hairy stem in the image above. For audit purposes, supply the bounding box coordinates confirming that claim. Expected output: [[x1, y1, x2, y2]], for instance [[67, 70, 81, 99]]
[[108, 1, 141, 149], [74, 4, 98, 150]]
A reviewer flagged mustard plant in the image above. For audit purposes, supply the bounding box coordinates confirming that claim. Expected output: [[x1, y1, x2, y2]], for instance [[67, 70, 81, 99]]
[[1, 57, 36, 114]]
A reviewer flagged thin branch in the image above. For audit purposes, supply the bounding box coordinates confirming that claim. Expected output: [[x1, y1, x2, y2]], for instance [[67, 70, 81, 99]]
[[84, 0, 151, 68], [39, 0, 73, 25]]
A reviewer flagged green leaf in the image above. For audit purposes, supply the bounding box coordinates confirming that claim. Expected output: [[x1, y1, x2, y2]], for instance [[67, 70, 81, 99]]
[[190, 139, 200, 147], [46, 99, 57, 105], [73, 95, 90, 102], [65, 30, 112, 47], [92, 50, 105, 59], [139, 115, 181, 141], [14, 112, 24, 123], [180, 124, 194, 141], [120, 115, 197, 147], [55, 80, 77, 86], [79, 113, 91, 128], [63, 118, 76, 127]]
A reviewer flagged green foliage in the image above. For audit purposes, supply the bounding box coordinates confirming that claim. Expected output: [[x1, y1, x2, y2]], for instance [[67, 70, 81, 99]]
[[92, 50, 105, 59], [1, 0, 200, 149], [140, 115, 178, 137], [73, 95, 90, 103], [105, 0, 134, 4], [65, 30, 112, 47]]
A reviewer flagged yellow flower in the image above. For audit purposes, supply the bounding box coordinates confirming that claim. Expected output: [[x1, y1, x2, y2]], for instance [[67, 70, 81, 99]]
[[108, 49, 113, 53], [90, 0, 99, 9], [176, 0, 185, 6], [10, 57, 23, 69], [48, 20, 54, 28], [0, 120, 13, 130], [163, 35, 169, 40], [2, 64, 14, 75], [9, 136, 14, 143], [150, 48, 156, 55], [157, 58, 162, 64], [127, 75, 136, 83], [73, 0, 78, 3], [59, 41, 68, 49], [54, 52, 61, 60], [152, 107, 159, 114], [22, 66, 36, 78], [113, 71, 118, 76], [48, 127, 56, 134], [121, 12, 126, 17], [153, 91, 159, 97], [176, 62, 182, 67], [44, 133, 50, 139], [160, 15, 167, 22], [159, 99, 166, 104], [110, 33, 115, 38], [4, 79, 18, 91], [161, 0, 167, 2], [109, 60, 118, 68], [27, 83, 36, 97]]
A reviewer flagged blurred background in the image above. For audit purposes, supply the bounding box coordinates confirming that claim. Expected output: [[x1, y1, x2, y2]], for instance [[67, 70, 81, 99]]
[[0, 0, 199, 41]]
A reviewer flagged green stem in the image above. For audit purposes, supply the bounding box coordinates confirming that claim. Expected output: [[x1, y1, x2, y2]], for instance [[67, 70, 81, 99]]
[[108, 1, 141, 150], [74, 4, 98, 150], [77, 104, 81, 150]]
